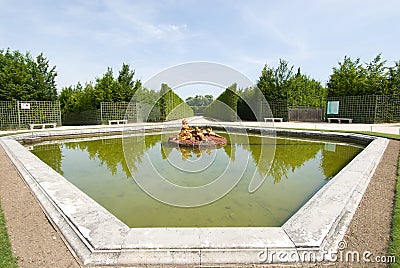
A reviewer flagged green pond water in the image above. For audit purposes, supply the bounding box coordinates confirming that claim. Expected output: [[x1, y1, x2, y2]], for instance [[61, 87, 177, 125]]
[[31, 132, 363, 227]]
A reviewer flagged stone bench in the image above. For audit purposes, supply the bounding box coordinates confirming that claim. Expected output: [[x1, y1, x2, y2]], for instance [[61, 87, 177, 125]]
[[327, 118, 353, 123], [29, 123, 57, 130], [108, 120, 128, 125], [264, 118, 283, 122]]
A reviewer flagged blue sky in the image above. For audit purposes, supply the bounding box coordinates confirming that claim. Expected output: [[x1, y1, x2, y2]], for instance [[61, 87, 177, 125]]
[[1, 0, 399, 99]]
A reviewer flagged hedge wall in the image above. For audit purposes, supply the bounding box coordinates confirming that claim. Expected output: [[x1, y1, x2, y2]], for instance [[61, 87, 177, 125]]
[[205, 85, 276, 122], [204, 85, 239, 121], [158, 85, 193, 121], [62, 109, 100, 125], [191, 106, 207, 116]]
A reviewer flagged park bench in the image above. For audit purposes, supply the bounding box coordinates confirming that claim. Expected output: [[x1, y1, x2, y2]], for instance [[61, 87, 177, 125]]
[[327, 118, 353, 123], [108, 119, 128, 125], [29, 123, 57, 130], [264, 117, 283, 122]]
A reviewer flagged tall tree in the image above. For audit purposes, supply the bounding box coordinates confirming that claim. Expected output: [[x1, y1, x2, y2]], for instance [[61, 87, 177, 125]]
[[257, 63, 276, 100], [94, 67, 115, 105], [257, 59, 293, 100], [0, 49, 57, 101], [117, 63, 141, 102], [388, 61, 400, 95], [287, 69, 326, 107], [30, 53, 57, 100], [364, 53, 388, 95]]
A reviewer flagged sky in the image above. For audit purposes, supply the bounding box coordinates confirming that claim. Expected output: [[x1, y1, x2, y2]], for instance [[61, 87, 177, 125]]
[[1, 0, 399, 99]]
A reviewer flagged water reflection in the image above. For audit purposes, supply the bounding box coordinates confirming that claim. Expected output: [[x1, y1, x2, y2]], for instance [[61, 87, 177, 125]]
[[162, 145, 215, 161], [30, 133, 364, 227], [31, 134, 363, 186]]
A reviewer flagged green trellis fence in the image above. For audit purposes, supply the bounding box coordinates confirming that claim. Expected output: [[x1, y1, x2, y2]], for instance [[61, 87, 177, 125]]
[[99, 102, 162, 123], [0, 100, 61, 130], [327, 95, 400, 123]]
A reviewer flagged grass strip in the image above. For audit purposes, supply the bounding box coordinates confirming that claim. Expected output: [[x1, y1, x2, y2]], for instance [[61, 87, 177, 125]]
[[0, 198, 18, 267], [274, 127, 400, 140], [389, 155, 400, 267]]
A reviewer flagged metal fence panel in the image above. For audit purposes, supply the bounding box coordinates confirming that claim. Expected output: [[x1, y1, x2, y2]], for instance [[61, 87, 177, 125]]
[[268, 99, 288, 121], [0, 100, 61, 130], [100, 102, 164, 123], [100, 102, 130, 123], [327, 95, 400, 123]]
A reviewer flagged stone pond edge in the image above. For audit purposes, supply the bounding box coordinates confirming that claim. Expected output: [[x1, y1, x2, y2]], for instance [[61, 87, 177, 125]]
[[0, 124, 388, 265]]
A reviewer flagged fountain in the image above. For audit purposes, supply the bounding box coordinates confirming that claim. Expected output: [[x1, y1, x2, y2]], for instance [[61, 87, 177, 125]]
[[168, 119, 227, 147]]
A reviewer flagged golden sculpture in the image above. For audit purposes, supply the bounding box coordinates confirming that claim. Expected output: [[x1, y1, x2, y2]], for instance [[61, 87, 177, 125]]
[[169, 119, 227, 147]]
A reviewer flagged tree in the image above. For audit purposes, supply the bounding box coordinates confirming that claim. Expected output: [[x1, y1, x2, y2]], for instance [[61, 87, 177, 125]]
[[132, 87, 159, 104], [327, 56, 367, 96], [0, 48, 57, 101], [116, 63, 141, 102], [388, 61, 400, 95], [204, 94, 213, 104], [287, 69, 326, 107], [257, 63, 277, 100], [59, 63, 142, 114], [30, 53, 57, 100], [326, 54, 394, 97], [94, 67, 115, 105], [257, 59, 293, 100], [185, 94, 214, 106], [364, 53, 388, 95], [59, 82, 96, 114]]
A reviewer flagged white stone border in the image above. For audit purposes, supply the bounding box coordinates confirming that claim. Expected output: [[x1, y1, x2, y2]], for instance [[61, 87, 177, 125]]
[[0, 125, 388, 266]]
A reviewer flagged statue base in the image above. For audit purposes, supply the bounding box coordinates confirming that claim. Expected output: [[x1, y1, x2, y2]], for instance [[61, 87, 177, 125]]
[[168, 134, 227, 148]]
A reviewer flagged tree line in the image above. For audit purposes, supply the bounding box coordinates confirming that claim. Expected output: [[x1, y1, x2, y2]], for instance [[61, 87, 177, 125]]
[[58, 64, 144, 114], [327, 54, 400, 96], [185, 95, 214, 106], [1, 48, 400, 114], [0, 49, 57, 101], [257, 59, 326, 107]]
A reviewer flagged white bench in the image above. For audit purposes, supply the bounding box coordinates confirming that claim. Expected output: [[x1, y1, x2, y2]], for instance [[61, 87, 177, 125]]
[[327, 118, 353, 123], [29, 123, 57, 130], [264, 117, 283, 122], [108, 120, 128, 125]]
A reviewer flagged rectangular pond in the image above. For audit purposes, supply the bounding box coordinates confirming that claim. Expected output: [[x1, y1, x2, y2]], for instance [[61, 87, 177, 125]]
[[30, 132, 363, 228]]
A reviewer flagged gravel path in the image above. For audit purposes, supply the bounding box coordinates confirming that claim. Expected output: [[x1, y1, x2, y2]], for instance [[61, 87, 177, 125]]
[[338, 140, 399, 267], [0, 139, 398, 267], [0, 146, 80, 268]]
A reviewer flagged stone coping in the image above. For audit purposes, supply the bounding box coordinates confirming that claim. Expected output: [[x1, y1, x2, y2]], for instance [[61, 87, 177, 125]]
[[0, 125, 388, 265]]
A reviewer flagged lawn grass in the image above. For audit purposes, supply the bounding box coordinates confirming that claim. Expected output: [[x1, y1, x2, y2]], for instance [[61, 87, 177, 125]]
[[274, 127, 400, 140], [0, 199, 18, 268], [389, 155, 400, 267]]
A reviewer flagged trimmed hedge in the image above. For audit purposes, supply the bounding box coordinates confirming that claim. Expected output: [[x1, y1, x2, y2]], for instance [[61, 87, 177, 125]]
[[205, 84, 238, 121], [158, 84, 193, 121], [191, 106, 207, 116]]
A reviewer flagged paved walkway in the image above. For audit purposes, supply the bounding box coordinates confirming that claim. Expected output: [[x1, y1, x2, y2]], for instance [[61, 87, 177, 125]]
[[1, 117, 400, 136]]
